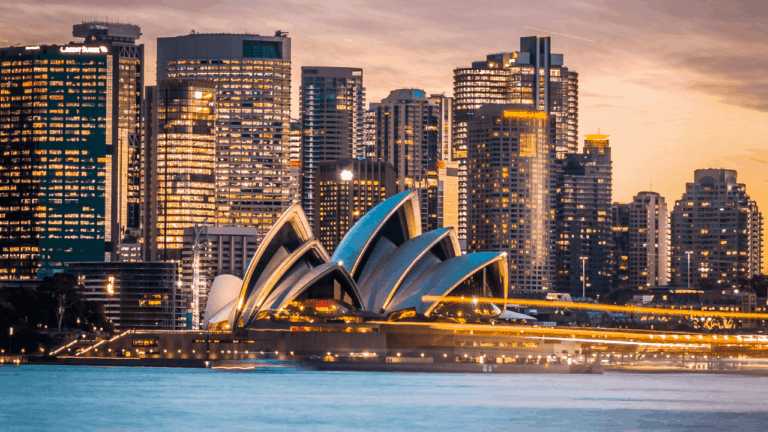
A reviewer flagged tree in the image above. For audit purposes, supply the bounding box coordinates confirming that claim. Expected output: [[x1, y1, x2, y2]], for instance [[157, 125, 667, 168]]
[[38, 273, 81, 333]]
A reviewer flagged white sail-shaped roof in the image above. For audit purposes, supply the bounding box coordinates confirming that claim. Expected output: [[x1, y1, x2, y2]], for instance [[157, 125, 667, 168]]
[[203, 275, 243, 328], [258, 262, 363, 313], [233, 205, 315, 326], [385, 252, 508, 316], [331, 189, 421, 281], [357, 227, 460, 313]]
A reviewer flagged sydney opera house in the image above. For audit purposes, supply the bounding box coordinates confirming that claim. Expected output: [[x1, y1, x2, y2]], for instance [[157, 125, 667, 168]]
[[72, 190, 596, 372], [204, 189, 508, 330]]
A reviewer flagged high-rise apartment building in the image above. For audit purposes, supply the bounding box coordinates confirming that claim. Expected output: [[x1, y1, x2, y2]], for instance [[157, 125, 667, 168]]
[[429, 94, 454, 162], [157, 31, 292, 238], [289, 119, 301, 204], [454, 36, 578, 243], [466, 105, 557, 292], [670, 169, 762, 289], [555, 133, 613, 297], [629, 192, 669, 289], [363, 103, 378, 159], [314, 158, 396, 252], [437, 160, 460, 233], [143, 80, 217, 262], [611, 202, 630, 292], [0, 22, 143, 278], [299, 67, 365, 229], [375, 89, 446, 232]]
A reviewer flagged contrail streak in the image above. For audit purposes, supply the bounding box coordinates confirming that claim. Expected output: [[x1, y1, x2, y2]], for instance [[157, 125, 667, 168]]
[[523, 26, 596, 43]]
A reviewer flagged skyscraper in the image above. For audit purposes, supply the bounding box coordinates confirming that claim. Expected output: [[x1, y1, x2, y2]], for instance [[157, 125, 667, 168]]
[[629, 192, 669, 289], [670, 169, 762, 289], [363, 103, 378, 159], [288, 119, 301, 205], [375, 89, 444, 232], [555, 132, 613, 297], [0, 22, 143, 278], [73, 22, 145, 257], [453, 36, 578, 244], [143, 80, 217, 262], [429, 93, 454, 163], [611, 202, 631, 292], [314, 158, 396, 252], [299, 67, 365, 229], [466, 105, 557, 292], [157, 31, 292, 238], [437, 160, 460, 233]]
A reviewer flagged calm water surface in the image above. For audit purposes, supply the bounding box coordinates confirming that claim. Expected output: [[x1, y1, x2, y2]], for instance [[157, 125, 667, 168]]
[[1, 365, 767, 431]]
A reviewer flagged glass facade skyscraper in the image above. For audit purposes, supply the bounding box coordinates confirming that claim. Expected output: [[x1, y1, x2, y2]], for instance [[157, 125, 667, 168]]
[[73, 22, 144, 259], [143, 80, 217, 262], [299, 67, 365, 230], [453, 36, 578, 244], [0, 23, 144, 278], [157, 32, 292, 239], [466, 105, 557, 292], [375, 89, 446, 233]]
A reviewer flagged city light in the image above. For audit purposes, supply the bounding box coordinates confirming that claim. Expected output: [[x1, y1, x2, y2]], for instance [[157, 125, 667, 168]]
[[340, 170, 354, 181], [423, 296, 768, 320]]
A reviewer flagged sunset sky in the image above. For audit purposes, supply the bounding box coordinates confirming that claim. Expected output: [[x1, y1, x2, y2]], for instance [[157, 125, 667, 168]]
[[2, 0, 766, 229]]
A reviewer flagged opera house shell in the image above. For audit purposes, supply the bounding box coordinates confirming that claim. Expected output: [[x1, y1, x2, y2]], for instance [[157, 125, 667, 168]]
[[203, 190, 508, 331]]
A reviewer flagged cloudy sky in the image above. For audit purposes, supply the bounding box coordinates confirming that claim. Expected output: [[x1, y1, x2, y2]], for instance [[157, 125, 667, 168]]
[[2, 0, 767, 213]]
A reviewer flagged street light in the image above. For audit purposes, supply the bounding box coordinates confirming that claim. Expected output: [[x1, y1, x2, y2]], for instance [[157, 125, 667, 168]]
[[580, 257, 588, 298], [8, 327, 12, 355], [686, 251, 693, 289]]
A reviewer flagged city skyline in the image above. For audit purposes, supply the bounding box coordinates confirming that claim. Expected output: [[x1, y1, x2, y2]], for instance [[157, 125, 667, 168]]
[[3, 4, 768, 428], [2, 0, 766, 222]]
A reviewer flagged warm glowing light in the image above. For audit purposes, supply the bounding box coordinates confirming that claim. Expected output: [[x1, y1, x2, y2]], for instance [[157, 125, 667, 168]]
[[503, 111, 548, 120], [340, 170, 354, 181], [59, 46, 107, 54], [422, 296, 768, 320]]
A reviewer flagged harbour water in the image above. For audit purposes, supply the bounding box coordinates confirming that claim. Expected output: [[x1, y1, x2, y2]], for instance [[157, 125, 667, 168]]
[[1, 365, 767, 431]]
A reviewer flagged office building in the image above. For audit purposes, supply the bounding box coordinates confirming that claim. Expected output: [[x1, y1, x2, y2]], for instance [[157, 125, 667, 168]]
[[0, 22, 143, 278], [363, 104, 378, 159], [68, 261, 183, 330], [314, 158, 396, 252], [157, 31, 292, 237], [437, 160, 460, 232], [453, 36, 578, 243], [429, 94, 454, 162], [629, 192, 669, 289], [143, 80, 217, 262], [555, 132, 613, 297], [288, 119, 301, 204], [180, 225, 259, 328], [73, 22, 145, 258], [611, 203, 630, 292], [375, 89, 445, 232], [299, 67, 365, 229], [670, 169, 762, 289], [466, 105, 557, 292]]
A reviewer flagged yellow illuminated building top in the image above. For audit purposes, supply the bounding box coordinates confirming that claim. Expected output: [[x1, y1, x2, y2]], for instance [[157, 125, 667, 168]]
[[503, 110, 548, 120], [585, 129, 610, 148]]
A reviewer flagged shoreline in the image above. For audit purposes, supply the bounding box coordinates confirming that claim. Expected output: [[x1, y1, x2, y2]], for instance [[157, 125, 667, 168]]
[[8, 356, 768, 377]]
